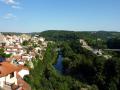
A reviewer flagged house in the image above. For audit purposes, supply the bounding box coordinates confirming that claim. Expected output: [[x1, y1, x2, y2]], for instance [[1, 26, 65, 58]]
[[4, 45, 24, 55], [39, 37, 45, 42], [0, 62, 18, 88], [12, 73, 31, 90], [20, 34, 31, 43], [35, 47, 42, 53], [5, 35, 13, 46], [0, 33, 6, 47], [22, 54, 33, 61], [5, 35, 21, 46], [6, 55, 27, 65], [17, 66, 29, 78], [0, 62, 30, 90], [12, 65, 31, 90]]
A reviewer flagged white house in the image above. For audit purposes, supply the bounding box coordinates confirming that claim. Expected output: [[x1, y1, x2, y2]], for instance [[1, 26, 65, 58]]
[[0, 62, 18, 88], [18, 69, 29, 78], [39, 37, 45, 42], [0, 62, 30, 90]]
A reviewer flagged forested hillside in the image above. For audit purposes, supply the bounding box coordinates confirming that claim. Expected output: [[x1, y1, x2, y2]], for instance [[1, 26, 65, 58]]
[[39, 30, 120, 41], [39, 30, 120, 49], [61, 40, 120, 90]]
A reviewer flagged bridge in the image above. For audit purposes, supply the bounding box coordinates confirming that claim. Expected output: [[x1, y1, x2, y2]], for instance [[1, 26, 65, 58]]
[[103, 49, 120, 51]]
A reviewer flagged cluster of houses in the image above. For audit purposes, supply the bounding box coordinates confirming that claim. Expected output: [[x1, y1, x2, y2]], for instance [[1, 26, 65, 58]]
[[0, 33, 47, 90], [30, 35, 48, 60]]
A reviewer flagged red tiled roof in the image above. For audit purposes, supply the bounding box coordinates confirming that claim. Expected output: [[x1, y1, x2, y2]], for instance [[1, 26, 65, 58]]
[[5, 57, 13, 62], [11, 70, 31, 90], [0, 62, 18, 77], [0, 61, 29, 77], [13, 55, 22, 61], [17, 77, 31, 90], [11, 78, 31, 90], [0, 62, 31, 89], [5, 45, 22, 49]]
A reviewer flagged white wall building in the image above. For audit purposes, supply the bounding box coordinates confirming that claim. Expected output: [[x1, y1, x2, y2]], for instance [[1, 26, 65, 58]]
[[0, 62, 18, 88]]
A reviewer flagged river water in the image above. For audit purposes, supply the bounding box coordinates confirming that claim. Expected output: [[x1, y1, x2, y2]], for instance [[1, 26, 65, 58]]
[[54, 53, 63, 73]]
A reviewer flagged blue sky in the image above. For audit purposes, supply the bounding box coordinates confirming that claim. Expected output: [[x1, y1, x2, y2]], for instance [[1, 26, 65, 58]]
[[0, 0, 120, 32]]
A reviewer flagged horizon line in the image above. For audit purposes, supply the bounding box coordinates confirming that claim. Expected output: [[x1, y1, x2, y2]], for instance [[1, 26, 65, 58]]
[[0, 30, 120, 33]]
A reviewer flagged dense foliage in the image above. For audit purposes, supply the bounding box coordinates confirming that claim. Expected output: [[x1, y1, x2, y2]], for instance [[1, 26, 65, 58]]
[[25, 43, 97, 90], [39, 30, 120, 49], [61, 40, 120, 90], [0, 48, 12, 58], [40, 30, 120, 41], [107, 38, 120, 49]]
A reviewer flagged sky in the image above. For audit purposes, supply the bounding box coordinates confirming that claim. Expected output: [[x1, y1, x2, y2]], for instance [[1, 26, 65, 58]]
[[0, 0, 120, 32]]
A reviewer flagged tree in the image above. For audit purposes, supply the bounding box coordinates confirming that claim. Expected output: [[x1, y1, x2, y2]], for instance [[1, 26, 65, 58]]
[[22, 40, 29, 46], [108, 82, 117, 90]]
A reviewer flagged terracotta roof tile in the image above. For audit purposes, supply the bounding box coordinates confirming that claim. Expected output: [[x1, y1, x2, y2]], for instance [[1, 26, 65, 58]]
[[12, 73, 31, 90], [0, 62, 18, 77], [17, 76, 31, 90]]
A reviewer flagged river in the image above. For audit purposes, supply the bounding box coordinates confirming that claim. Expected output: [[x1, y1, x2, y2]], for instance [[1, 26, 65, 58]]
[[54, 52, 63, 73]]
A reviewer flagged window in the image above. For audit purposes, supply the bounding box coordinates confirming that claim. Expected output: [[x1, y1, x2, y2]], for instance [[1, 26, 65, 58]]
[[10, 72, 14, 78]]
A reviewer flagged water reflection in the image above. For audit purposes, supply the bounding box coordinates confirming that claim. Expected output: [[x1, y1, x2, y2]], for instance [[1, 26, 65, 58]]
[[54, 54, 63, 73]]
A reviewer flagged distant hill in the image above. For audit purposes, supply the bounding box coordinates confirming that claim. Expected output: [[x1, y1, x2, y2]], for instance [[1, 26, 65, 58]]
[[39, 30, 79, 41], [39, 30, 120, 41], [1, 30, 120, 41], [1, 32, 31, 36]]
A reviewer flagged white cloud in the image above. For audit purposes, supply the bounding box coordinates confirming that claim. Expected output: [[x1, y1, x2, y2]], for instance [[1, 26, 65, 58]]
[[1, 0, 21, 9], [11, 5, 22, 9], [3, 13, 17, 20], [0, 0, 23, 20], [1, 0, 19, 5]]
